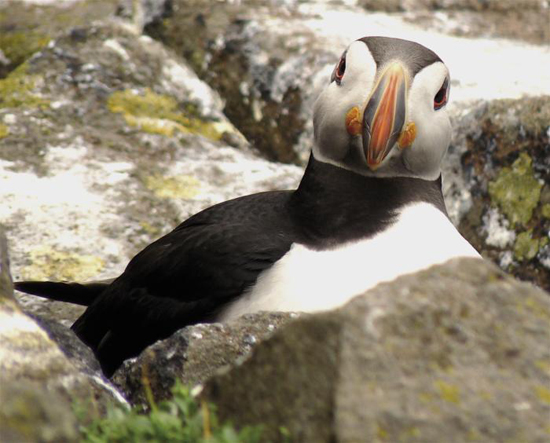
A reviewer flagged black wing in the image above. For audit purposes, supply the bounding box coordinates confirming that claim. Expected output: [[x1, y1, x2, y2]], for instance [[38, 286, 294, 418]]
[[72, 191, 297, 376]]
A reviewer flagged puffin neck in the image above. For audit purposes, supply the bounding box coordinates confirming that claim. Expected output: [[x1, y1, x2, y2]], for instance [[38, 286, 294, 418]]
[[289, 153, 448, 248]]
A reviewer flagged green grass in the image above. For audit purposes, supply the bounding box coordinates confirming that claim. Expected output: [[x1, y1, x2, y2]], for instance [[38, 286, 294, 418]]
[[79, 381, 262, 443]]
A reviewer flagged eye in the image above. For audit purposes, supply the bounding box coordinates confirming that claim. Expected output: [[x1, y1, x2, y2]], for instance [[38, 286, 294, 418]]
[[331, 55, 346, 85], [434, 78, 449, 110]]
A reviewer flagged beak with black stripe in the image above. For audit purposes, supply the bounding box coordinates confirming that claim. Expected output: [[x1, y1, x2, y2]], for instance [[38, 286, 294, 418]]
[[313, 36, 451, 181]]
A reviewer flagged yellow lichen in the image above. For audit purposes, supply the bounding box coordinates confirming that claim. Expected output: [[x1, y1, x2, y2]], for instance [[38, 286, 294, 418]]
[[0, 62, 49, 109], [0, 31, 50, 68], [488, 153, 542, 227], [376, 424, 389, 440], [542, 204, 550, 219], [144, 174, 200, 199], [522, 297, 550, 321], [107, 88, 223, 140], [139, 221, 161, 237], [0, 123, 8, 138], [22, 246, 104, 281], [399, 427, 420, 439], [514, 230, 542, 262], [434, 380, 460, 404], [535, 386, 550, 404], [467, 429, 481, 441], [535, 360, 550, 375]]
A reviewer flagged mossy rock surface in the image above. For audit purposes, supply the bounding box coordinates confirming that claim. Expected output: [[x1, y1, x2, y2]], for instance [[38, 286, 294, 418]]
[[144, 0, 309, 164], [458, 96, 550, 292]]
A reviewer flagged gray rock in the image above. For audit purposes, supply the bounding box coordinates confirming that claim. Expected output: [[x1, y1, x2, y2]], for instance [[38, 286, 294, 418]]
[[0, 226, 126, 440], [454, 96, 550, 292], [116, 0, 172, 33], [112, 312, 298, 407], [0, 0, 119, 78], [30, 313, 104, 378], [0, 381, 79, 443], [202, 258, 550, 442]]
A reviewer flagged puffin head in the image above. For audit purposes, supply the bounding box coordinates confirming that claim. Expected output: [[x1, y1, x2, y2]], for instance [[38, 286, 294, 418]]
[[313, 36, 451, 181]]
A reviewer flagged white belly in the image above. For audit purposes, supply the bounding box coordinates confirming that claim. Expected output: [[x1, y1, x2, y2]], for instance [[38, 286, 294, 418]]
[[218, 202, 481, 322]]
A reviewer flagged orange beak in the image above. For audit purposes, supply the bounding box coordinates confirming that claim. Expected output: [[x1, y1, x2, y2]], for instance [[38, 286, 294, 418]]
[[362, 63, 408, 170]]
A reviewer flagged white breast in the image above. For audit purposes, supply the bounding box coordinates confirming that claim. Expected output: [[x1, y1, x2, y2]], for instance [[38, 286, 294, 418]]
[[218, 202, 481, 322]]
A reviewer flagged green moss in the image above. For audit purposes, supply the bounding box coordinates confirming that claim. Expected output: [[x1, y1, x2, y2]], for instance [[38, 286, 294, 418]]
[[514, 230, 542, 261], [22, 246, 104, 281], [0, 62, 49, 109], [488, 153, 543, 227], [0, 123, 8, 138], [79, 381, 262, 442], [542, 204, 550, 219], [434, 380, 460, 404], [144, 174, 201, 199], [107, 89, 223, 140], [0, 31, 50, 70]]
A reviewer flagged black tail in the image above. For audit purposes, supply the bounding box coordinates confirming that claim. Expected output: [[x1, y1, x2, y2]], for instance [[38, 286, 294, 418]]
[[14, 281, 110, 306]]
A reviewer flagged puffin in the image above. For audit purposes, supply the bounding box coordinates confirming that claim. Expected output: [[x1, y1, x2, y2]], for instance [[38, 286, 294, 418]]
[[15, 36, 480, 377]]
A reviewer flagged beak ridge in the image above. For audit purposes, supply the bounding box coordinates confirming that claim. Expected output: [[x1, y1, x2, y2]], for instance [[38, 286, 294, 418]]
[[362, 63, 407, 170]]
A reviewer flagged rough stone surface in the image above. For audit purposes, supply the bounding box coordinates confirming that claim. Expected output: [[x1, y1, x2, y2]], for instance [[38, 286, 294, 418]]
[[0, 381, 79, 443], [112, 312, 298, 407], [30, 313, 104, 378], [203, 258, 550, 442], [0, 0, 120, 78], [456, 97, 550, 291], [0, 226, 126, 439]]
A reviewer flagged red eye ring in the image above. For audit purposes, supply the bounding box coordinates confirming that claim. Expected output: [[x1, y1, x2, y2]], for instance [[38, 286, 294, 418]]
[[434, 78, 449, 110], [334, 56, 346, 84]]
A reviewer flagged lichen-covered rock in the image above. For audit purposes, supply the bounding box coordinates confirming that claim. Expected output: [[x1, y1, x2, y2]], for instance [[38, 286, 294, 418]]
[[0, 381, 79, 443], [0, 226, 126, 440], [359, 0, 550, 45], [202, 258, 550, 442], [0, 0, 120, 78], [112, 312, 297, 407], [1, 20, 302, 324], [456, 97, 550, 291]]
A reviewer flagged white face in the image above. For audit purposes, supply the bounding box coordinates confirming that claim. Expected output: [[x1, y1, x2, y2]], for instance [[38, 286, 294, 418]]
[[313, 40, 452, 181]]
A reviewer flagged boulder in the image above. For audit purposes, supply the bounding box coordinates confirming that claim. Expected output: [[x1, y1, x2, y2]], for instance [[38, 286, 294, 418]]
[[202, 258, 550, 442], [0, 227, 126, 440], [112, 312, 298, 407], [455, 97, 550, 291]]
